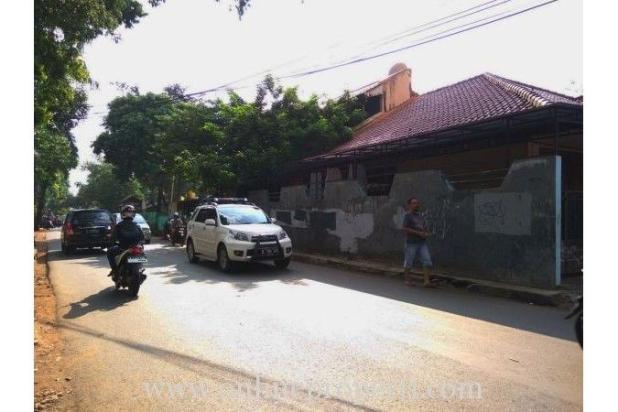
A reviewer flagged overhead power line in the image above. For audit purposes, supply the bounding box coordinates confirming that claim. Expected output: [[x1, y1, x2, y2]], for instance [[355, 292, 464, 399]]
[[89, 0, 558, 114], [343, 0, 514, 62], [183, 0, 557, 98], [279, 0, 558, 79], [185, 0, 514, 98]]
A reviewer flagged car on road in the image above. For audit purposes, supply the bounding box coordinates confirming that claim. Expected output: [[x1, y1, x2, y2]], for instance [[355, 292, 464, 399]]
[[113, 212, 152, 244], [61, 209, 114, 254], [185, 198, 292, 272]]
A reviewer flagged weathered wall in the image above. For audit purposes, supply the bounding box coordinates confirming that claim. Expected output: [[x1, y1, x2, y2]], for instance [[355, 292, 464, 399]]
[[249, 156, 562, 288]]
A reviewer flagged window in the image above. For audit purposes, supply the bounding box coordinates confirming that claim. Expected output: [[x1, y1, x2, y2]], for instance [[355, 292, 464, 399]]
[[308, 170, 326, 200], [338, 165, 349, 180], [71, 211, 112, 226], [204, 208, 217, 221], [268, 185, 281, 202], [366, 165, 396, 196], [364, 94, 382, 117], [195, 209, 208, 223]]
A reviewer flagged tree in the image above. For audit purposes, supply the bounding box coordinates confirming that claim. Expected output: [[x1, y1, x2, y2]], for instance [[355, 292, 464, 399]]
[[34, 127, 79, 227], [91, 76, 366, 201], [34, 0, 252, 225], [76, 162, 146, 211]]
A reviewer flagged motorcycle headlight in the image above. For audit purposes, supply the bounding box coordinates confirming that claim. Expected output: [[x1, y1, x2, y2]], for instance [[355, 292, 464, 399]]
[[229, 230, 249, 241], [279, 230, 288, 240]]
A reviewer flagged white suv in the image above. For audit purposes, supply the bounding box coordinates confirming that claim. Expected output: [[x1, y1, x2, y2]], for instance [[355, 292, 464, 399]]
[[185, 198, 293, 272]]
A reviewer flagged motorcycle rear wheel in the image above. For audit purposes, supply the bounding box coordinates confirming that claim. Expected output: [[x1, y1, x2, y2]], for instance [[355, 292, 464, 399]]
[[128, 266, 141, 297], [575, 315, 583, 348]]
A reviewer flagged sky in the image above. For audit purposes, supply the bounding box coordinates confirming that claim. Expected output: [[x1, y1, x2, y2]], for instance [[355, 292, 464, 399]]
[[69, 0, 583, 194]]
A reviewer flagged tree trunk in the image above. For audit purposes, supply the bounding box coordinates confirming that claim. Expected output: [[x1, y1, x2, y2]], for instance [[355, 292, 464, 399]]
[[156, 181, 163, 214], [34, 181, 48, 230]]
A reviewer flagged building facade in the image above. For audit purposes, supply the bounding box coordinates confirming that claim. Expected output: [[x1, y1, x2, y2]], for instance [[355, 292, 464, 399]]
[[249, 64, 583, 288]]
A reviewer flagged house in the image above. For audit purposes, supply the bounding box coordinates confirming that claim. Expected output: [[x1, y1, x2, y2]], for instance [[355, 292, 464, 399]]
[[249, 64, 583, 288]]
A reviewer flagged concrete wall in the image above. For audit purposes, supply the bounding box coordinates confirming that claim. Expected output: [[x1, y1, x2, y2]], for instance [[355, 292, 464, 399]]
[[249, 156, 562, 288]]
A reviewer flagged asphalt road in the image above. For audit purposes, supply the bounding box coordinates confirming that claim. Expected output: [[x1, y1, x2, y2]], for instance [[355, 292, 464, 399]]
[[46, 230, 582, 411]]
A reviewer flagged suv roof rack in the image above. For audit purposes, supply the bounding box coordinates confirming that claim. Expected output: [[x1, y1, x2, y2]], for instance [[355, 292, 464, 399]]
[[202, 196, 255, 206]]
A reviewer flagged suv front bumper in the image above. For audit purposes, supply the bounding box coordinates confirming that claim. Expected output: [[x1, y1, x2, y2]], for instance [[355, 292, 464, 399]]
[[225, 238, 292, 262]]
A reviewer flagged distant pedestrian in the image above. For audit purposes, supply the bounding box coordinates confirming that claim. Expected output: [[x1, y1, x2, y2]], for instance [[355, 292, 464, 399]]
[[402, 197, 434, 288]]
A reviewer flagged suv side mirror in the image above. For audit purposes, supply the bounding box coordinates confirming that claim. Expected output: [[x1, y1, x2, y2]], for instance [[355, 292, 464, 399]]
[[270, 217, 277, 224], [204, 219, 216, 226]]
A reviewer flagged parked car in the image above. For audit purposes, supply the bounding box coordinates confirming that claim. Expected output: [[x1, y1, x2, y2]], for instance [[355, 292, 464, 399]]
[[61, 209, 114, 254], [185, 197, 292, 272], [113, 212, 152, 244]]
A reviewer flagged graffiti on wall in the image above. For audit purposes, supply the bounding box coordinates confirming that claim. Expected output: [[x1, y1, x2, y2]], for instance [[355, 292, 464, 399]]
[[424, 199, 452, 240], [326, 210, 374, 253], [474, 192, 532, 235], [392, 200, 452, 240]]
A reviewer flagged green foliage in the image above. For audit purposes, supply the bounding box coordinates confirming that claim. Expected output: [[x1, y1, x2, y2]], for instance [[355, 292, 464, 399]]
[[34, 126, 79, 226], [33, 0, 252, 223], [75, 162, 146, 211], [92, 76, 367, 202]]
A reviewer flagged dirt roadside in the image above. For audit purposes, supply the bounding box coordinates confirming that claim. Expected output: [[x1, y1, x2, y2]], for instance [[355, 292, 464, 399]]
[[34, 230, 75, 411]]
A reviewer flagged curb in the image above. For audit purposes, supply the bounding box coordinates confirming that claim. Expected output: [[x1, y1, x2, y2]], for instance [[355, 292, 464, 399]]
[[292, 252, 576, 309]]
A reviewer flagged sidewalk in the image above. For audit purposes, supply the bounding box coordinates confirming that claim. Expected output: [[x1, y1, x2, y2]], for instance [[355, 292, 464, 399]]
[[292, 252, 578, 309]]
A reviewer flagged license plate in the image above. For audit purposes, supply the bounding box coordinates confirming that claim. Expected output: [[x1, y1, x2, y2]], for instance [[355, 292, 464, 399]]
[[88, 229, 99, 235], [127, 256, 148, 263], [258, 247, 278, 256]]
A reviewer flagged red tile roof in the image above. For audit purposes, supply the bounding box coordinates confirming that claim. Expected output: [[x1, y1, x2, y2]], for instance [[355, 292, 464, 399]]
[[312, 73, 582, 158]]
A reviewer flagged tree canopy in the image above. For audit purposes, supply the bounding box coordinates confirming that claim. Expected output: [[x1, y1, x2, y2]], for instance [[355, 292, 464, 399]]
[[34, 0, 252, 226], [92, 76, 367, 206], [75, 162, 145, 211]]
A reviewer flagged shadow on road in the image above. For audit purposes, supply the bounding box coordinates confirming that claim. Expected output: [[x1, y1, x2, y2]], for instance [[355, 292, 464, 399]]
[[56, 320, 378, 411], [147, 244, 308, 293], [62, 287, 136, 319], [50, 237, 576, 341]]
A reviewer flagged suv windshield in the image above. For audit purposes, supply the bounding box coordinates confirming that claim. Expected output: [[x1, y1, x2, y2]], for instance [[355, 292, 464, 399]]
[[71, 210, 112, 226], [218, 206, 270, 225]]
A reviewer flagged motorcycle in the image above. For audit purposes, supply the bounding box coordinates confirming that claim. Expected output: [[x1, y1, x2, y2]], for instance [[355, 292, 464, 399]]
[[565, 295, 583, 348], [113, 244, 147, 297], [170, 225, 186, 246]]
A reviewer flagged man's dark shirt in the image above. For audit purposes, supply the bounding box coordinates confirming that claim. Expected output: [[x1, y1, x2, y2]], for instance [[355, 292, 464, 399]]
[[112, 218, 144, 249], [403, 211, 427, 244]]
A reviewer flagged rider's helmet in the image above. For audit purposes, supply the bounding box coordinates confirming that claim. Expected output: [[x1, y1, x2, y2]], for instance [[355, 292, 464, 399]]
[[173, 212, 179, 218], [121, 204, 136, 220]]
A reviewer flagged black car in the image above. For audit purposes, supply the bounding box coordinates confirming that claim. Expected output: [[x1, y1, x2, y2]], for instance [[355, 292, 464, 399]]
[[61, 209, 114, 254]]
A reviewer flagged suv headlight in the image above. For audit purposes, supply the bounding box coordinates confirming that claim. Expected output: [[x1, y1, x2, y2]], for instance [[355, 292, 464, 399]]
[[279, 230, 288, 240], [229, 230, 249, 241]]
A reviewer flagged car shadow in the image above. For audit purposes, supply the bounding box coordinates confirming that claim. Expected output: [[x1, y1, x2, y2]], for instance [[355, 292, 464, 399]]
[[148, 245, 306, 292]]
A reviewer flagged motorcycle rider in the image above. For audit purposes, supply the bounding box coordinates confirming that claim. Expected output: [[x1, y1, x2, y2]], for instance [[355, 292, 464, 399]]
[[107, 205, 145, 279], [171, 212, 184, 230], [170, 212, 185, 243]]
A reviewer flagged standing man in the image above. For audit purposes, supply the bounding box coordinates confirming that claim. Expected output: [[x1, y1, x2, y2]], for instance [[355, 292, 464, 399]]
[[402, 197, 435, 287]]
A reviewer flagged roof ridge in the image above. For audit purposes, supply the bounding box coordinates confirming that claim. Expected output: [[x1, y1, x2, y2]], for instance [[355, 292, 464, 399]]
[[416, 74, 487, 97], [482, 73, 549, 108], [490, 73, 581, 101]]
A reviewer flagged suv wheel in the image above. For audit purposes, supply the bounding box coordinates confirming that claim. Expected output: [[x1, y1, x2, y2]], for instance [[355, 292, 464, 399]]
[[274, 257, 291, 270], [63, 242, 75, 255], [217, 245, 233, 273], [186, 239, 199, 263]]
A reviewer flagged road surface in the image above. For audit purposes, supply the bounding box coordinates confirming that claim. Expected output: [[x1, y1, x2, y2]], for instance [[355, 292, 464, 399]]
[[46, 230, 582, 411]]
